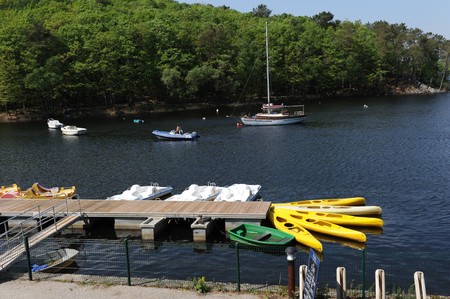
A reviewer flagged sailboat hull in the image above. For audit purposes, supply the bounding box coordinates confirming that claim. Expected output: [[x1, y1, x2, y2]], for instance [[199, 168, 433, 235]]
[[240, 115, 306, 126]]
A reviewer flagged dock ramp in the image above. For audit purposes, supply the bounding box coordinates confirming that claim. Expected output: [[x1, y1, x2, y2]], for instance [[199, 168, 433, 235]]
[[0, 199, 83, 271]]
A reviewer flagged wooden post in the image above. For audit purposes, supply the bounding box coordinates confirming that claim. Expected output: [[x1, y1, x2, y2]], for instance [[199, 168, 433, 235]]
[[285, 246, 297, 299], [414, 271, 427, 299], [375, 269, 385, 299], [336, 267, 346, 299], [298, 265, 307, 299]]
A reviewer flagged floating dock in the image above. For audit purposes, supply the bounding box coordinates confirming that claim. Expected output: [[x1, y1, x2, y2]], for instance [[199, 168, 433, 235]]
[[0, 199, 272, 242]]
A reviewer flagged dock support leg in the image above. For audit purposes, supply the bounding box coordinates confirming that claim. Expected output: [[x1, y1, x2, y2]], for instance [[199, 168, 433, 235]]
[[191, 217, 213, 243], [140, 217, 168, 241], [0, 217, 9, 233]]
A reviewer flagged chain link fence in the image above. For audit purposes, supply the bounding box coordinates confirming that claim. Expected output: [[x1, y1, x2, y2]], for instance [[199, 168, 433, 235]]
[[2, 237, 449, 297]]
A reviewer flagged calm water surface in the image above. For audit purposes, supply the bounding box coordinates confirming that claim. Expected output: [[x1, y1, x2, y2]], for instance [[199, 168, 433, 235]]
[[2, 93, 450, 291]]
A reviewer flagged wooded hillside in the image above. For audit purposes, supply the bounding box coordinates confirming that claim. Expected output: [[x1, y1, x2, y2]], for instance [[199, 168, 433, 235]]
[[0, 0, 448, 113]]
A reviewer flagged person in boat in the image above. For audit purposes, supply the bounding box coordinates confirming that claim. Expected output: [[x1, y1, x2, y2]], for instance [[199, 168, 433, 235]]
[[175, 125, 183, 134]]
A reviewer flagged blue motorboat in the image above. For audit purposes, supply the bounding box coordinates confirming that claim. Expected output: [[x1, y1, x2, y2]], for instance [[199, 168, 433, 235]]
[[152, 129, 200, 141]]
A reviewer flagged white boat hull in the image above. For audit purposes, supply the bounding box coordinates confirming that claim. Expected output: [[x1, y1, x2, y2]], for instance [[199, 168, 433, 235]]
[[214, 184, 261, 202], [164, 183, 261, 202], [241, 115, 305, 126], [108, 184, 173, 200], [32, 248, 79, 273], [165, 184, 223, 201], [61, 126, 87, 135], [47, 118, 64, 129]]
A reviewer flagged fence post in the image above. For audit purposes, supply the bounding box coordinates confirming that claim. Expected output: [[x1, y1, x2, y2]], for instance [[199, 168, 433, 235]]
[[298, 265, 307, 299], [285, 246, 297, 299], [124, 237, 131, 286], [414, 271, 426, 299], [24, 236, 32, 281], [361, 248, 366, 299], [375, 269, 385, 299], [235, 242, 241, 292], [336, 267, 346, 299]]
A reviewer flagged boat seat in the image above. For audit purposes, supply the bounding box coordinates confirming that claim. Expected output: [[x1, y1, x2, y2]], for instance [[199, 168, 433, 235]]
[[255, 232, 271, 241], [236, 229, 245, 236]]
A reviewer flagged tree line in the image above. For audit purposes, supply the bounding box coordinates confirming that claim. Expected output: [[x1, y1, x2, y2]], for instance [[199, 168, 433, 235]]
[[0, 0, 449, 113]]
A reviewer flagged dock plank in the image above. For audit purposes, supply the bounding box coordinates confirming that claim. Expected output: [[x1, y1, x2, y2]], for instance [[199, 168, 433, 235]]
[[0, 199, 272, 220]]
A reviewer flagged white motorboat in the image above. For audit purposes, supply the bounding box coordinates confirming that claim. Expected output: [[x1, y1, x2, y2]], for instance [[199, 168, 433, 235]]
[[107, 183, 173, 200], [214, 184, 262, 202], [32, 248, 79, 273], [165, 183, 224, 201], [61, 125, 87, 135], [47, 118, 64, 129]]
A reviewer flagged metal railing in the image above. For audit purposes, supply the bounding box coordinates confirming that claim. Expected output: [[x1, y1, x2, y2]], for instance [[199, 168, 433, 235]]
[[0, 198, 82, 254]]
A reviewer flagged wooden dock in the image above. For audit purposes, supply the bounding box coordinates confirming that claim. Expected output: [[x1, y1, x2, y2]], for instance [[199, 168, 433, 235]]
[[0, 199, 271, 219], [0, 199, 273, 242]]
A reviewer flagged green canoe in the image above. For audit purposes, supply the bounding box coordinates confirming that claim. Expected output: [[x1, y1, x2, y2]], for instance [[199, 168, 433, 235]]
[[228, 223, 294, 247]]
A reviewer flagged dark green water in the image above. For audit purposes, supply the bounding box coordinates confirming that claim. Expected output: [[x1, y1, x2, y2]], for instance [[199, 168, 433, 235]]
[[2, 93, 450, 294]]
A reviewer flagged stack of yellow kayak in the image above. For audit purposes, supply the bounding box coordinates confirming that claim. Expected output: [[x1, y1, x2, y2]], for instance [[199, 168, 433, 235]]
[[269, 197, 383, 252], [1, 183, 77, 199]]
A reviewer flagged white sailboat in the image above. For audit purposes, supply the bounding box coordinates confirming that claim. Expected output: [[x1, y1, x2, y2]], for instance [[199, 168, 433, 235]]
[[240, 22, 306, 126]]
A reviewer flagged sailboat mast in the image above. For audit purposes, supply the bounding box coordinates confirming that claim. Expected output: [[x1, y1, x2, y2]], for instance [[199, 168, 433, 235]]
[[265, 21, 270, 106]]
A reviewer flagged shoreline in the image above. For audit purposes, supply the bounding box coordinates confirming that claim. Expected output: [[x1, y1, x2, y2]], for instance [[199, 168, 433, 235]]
[[0, 84, 447, 124]]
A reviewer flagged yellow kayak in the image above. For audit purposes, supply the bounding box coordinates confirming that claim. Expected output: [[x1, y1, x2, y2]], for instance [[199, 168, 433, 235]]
[[268, 210, 323, 252], [272, 208, 366, 242], [314, 232, 366, 251], [274, 204, 382, 216], [272, 197, 366, 207], [273, 207, 384, 227]]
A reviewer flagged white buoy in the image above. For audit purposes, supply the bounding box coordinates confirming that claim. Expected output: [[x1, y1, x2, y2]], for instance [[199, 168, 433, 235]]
[[202, 117, 206, 120], [363, 104, 368, 108], [216, 109, 219, 114]]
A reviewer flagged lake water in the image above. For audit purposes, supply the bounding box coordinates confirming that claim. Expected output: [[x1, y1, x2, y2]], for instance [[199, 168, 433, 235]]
[[1, 93, 450, 294]]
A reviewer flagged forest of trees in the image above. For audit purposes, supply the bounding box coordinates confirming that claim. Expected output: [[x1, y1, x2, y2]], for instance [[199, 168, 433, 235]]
[[0, 0, 449, 113]]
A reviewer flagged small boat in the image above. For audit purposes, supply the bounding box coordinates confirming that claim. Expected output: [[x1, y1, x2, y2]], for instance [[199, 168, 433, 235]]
[[0, 184, 21, 198], [272, 207, 384, 227], [271, 208, 367, 242], [272, 197, 366, 207], [152, 129, 200, 140], [32, 248, 79, 273], [228, 223, 294, 247], [268, 211, 323, 252], [277, 205, 382, 216], [214, 184, 261, 202], [133, 119, 144, 124], [19, 183, 77, 199], [107, 183, 173, 200], [240, 22, 306, 126], [165, 183, 223, 201], [47, 118, 64, 129], [61, 125, 87, 135]]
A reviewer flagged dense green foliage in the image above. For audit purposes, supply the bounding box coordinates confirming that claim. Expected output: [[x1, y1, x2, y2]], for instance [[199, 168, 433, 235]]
[[0, 0, 448, 112]]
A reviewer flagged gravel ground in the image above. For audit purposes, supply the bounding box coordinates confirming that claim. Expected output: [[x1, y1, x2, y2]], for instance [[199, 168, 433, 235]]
[[0, 280, 265, 299], [0, 273, 283, 299]]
